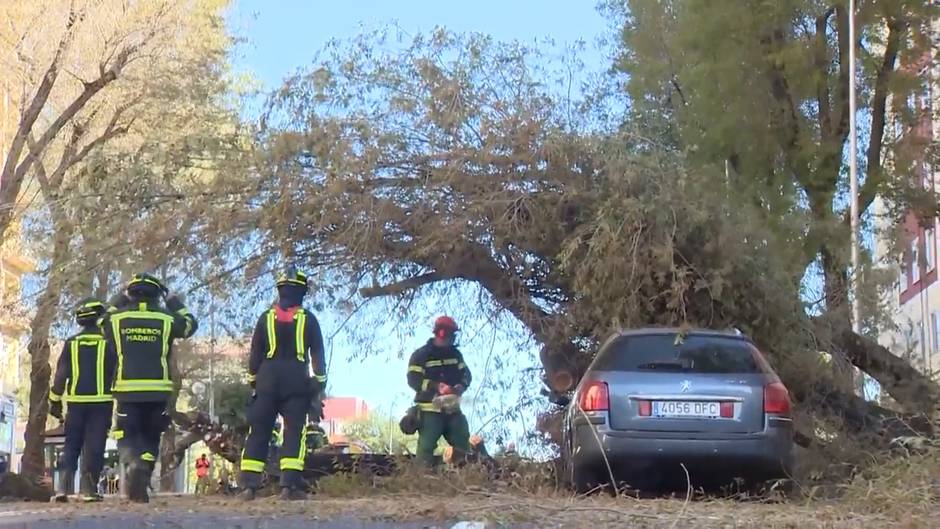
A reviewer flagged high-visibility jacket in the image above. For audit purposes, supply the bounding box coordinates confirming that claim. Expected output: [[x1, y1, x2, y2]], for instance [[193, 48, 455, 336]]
[[248, 305, 326, 396], [407, 339, 472, 412], [100, 297, 197, 401], [50, 327, 116, 404]]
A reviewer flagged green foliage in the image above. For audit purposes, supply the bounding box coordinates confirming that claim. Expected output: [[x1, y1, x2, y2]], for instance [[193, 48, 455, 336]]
[[341, 413, 418, 454]]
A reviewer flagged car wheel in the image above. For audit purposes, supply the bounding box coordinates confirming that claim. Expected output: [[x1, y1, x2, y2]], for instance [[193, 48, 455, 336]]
[[569, 459, 596, 494]]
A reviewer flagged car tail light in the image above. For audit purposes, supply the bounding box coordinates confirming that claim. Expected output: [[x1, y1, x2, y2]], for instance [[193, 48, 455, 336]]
[[638, 400, 651, 416], [578, 381, 609, 411], [764, 382, 791, 416], [720, 402, 734, 418]]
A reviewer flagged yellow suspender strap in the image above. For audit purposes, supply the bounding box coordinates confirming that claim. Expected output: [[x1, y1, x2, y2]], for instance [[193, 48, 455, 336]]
[[96, 339, 106, 396], [295, 311, 306, 361], [265, 310, 277, 358], [69, 340, 80, 396]]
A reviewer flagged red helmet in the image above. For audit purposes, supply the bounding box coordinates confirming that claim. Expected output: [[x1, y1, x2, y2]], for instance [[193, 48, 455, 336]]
[[433, 315, 459, 336]]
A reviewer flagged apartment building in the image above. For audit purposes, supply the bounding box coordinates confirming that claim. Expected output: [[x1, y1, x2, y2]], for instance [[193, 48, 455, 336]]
[[873, 20, 939, 378]]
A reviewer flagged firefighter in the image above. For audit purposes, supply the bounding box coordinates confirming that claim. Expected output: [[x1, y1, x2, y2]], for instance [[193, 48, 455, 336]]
[[49, 299, 114, 503], [406, 316, 472, 466], [239, 268, 326, 501], [100, 273, 197, 503]]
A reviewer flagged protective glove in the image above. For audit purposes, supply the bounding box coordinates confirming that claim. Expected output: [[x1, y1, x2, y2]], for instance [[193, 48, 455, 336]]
[[49, 401, 63, 421], [164, 293, 185, 312]]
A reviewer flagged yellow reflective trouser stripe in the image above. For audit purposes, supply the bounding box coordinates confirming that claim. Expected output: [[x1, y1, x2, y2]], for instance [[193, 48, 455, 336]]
[[280, 458, 304, 471], [408, 365, 424, 373], [49, 392, 62, 402], [65, 394, 113, 403], [280, 425, 307, 471], [241, 458, 265, 473], [295, 311, 306, 361], [112, 429, 124, 440], [265, 310, 277, 358], [113, 380, 173, 392], [416, 402, 439, 412], [314, 374, 327, 383], [141, 452, 156, 462], [247, 373, 257, 383]]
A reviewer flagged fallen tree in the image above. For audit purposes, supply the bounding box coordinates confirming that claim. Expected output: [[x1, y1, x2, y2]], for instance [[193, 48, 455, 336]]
[[225, 28, 936, 453]]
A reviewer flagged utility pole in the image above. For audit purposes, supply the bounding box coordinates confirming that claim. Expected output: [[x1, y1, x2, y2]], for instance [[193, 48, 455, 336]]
[[848, 0, 861, 335], [208, 299, 216, 421]]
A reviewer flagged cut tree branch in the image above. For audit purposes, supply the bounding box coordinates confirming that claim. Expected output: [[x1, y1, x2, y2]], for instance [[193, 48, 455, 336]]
[[826, 323, 940, 415], [359, 271, 449, 298]]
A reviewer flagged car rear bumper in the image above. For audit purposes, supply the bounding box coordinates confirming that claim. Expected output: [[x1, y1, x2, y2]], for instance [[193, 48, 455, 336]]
[[572, 422, 793, 478]]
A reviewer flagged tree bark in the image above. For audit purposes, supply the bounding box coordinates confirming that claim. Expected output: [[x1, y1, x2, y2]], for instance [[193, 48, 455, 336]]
[[159, 346, 185, 492], [159, 427, 178, 492], [827, 325, 940, 416], [20, 225, 71, 477]]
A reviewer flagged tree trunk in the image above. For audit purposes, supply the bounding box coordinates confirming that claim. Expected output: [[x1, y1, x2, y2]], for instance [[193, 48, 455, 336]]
[[159, 348, 184, 492], [20, 232, 70, 477], [159, 427, 178, 492], [820, 244, 850, 321], [828, 325, 940, 416]]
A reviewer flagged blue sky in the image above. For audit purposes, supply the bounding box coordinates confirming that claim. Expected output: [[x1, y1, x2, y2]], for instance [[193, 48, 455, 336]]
[[225, 0, 610, 449]]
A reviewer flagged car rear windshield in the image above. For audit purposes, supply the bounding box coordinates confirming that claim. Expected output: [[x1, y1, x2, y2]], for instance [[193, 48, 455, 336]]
[[592, 334, 763, 374]]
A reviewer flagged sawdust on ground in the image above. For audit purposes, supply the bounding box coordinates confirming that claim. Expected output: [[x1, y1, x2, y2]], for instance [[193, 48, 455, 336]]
[[1, 492, 934, 528]]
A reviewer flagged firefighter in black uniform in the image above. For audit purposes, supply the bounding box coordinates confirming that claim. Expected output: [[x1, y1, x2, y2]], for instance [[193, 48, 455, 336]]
[[101, 273, 197, 503], [49, 299, 114, 502], [239, 268, 326, 501], [407, 316, 472, 466]]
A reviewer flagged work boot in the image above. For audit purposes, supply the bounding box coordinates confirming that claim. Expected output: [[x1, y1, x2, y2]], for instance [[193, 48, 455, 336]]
[[239, 487, 257, 501], [80, 472, 103, 502], [138, 467, 153, 504], [126, 465, 149, 503], [279, 487, 306, 501], [53, 470, 75, 503]]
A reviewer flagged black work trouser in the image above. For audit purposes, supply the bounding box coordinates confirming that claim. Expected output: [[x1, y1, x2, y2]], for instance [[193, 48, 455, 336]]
[[114, 400, 169, 470], [240, 391, 309, 489], [61, 401, 113, 477]]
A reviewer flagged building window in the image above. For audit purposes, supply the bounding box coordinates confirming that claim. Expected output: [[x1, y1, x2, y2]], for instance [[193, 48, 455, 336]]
[[911, 237, 920, 284], [926, 228, 936, 272], [900, 259, 909, 290]]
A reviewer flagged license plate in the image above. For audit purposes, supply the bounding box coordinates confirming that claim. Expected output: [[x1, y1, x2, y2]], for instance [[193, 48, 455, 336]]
[[652, 401, 720, 418]]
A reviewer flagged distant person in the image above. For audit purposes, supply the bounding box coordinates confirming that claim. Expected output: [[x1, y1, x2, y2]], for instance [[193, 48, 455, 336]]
[[406, 316, 472, 466], [101, 274, 198, 503], [49, 299, 114, 503], [239, 268, 327, 501], [195, 454, 211, 494]]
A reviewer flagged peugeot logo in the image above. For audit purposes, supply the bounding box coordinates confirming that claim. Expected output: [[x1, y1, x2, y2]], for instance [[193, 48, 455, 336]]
[[680, 380, 692, 393]]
